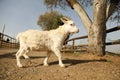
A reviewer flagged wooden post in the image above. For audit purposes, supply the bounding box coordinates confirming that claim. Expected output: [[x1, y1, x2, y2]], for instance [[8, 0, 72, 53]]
[[72, 40, 75, 49], [0, 33, 4, 47], [0, 33, 2, 47]]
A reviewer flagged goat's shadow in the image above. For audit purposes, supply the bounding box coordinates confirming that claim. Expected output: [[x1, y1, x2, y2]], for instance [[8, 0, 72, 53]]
[[34, 58, 107, 68], [48, 59, 107, 67], [0, 52, 107, 68], [0, 52, 46, 59], [0, 52, 16, 59]]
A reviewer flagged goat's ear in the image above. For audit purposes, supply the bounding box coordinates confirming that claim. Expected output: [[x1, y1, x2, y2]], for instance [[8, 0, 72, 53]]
[[60, 17, 71, 23]]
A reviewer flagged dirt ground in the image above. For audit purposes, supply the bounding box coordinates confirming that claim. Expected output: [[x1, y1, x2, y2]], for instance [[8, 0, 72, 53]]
[[0, 48, 120, 80]]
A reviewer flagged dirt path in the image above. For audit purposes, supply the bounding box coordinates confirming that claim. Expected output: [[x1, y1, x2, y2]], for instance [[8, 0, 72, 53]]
[[0, 48, 120, 80]]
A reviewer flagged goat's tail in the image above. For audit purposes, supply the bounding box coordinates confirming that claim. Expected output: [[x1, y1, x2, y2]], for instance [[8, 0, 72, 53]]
[[16, 32, 22, 42]]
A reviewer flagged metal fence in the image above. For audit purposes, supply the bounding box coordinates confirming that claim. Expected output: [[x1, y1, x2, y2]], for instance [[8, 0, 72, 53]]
[[0, 32, 19, 48]]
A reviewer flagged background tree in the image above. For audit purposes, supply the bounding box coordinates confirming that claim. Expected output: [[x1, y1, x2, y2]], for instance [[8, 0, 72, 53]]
[[37, 11, 63, 30], [44, 0, 120, 56], [37, 11, 70, 43]]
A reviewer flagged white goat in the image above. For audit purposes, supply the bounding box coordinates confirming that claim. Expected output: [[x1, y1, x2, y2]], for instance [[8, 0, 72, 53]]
[[16, 17, 79, 67]]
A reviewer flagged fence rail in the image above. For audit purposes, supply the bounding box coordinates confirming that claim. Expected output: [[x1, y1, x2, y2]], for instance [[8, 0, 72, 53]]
[[0, 32, 19, 48], [62, 26, 120, 53]]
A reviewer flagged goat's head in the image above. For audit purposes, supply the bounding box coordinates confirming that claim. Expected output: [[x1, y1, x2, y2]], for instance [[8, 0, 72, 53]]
[[60, 17, 79, 33]]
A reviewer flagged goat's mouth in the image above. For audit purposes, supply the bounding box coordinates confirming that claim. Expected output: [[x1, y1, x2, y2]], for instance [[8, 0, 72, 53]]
[[74, 29, 79, 33], [69, 29, 79, 34], [76, 29, 79, 33]]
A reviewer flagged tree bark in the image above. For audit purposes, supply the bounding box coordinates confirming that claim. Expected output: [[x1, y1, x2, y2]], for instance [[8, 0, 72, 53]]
[[66, 0, 108, 56], [88, 0, 107, 56]]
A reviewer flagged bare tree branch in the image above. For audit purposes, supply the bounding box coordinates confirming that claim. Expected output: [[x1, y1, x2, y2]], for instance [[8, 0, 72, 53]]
[[106, 0, 120, 21]]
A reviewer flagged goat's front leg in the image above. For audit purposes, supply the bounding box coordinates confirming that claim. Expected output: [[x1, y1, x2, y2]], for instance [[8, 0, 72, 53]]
[[16, 48, 25, 67], [52, 49, 65, 67], [44, 51, 51, 66]]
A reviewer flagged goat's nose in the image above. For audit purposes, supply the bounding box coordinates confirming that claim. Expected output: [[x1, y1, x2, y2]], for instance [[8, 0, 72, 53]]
[[76, 29, 79, 33]]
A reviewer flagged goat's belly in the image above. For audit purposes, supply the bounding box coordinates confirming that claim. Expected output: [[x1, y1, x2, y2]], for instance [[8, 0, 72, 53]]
[[31, 46, 48, 51], [28, 44, 49, 51]]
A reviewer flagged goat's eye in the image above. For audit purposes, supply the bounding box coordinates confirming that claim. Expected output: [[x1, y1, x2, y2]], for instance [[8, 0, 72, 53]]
[[70, 23, 75, 26]]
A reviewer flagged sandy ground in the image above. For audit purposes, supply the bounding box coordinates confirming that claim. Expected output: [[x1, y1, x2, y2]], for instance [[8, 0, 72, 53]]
[[0, 48, 120, 80]]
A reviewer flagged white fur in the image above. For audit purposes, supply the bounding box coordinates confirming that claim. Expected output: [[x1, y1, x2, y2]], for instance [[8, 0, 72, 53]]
[[16, 17, 79, 67]]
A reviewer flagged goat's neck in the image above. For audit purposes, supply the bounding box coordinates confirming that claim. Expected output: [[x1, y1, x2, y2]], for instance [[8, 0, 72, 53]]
[[55, 26, 69, 42]]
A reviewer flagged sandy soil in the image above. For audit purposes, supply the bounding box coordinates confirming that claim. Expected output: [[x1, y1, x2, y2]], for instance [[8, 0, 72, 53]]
[[0, 48, 120, 80]]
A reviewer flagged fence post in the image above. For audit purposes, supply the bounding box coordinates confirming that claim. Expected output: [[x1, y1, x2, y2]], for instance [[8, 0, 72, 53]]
[[0, 33, 4, 47], [72, 40, 75, 50], [0, 33, 2, 47]]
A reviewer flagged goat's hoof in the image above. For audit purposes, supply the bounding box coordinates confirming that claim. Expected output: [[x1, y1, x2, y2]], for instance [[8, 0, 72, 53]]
[[44, 64, 49, 66], [25, 57, 30, 60], [60, 64, 65, 68], [24, 56, 30, 59], [17, 64, 23, 68]]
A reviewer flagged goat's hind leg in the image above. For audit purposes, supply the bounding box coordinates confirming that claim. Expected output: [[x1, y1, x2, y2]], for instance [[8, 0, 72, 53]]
[[16, 48, 26, 67], [23, 50, 30, 59], [44, 51, 51, 66]]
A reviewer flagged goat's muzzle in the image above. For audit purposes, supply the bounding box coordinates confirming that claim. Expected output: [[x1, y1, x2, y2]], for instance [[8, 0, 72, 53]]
[[76, 29, 79, 33]]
